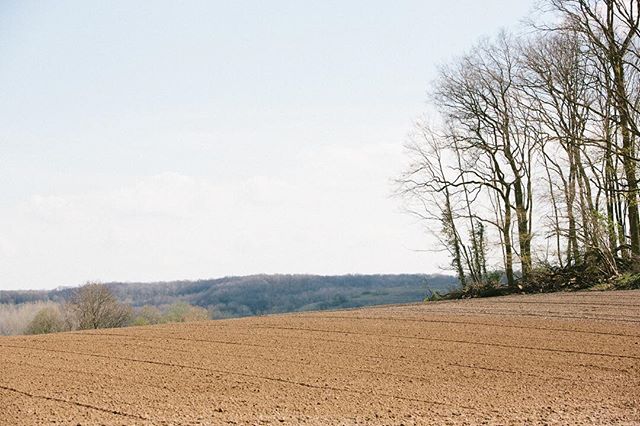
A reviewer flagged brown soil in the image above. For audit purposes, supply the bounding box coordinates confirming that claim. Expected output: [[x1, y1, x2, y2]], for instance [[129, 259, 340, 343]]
[[1, 290, 639, 425]]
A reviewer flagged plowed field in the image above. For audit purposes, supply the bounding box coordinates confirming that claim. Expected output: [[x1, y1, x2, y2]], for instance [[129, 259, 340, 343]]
[[1, 290, 639, 425]]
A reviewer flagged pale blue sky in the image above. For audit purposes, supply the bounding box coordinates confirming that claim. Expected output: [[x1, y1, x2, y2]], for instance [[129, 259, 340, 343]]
[[0, 1, 534, 290]]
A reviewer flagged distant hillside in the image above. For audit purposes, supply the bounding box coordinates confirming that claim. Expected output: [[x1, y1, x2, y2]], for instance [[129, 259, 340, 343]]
[[0, 274, 456, 318]]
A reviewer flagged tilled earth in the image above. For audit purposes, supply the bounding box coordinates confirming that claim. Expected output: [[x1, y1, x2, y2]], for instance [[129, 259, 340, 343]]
[[1, 290, 639, 425]]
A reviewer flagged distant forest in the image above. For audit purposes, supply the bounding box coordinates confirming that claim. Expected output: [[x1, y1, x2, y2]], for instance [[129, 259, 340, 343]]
[[0, 274, 456, 319]]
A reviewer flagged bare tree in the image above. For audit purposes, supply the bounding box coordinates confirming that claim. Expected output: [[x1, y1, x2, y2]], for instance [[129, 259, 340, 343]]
[[522, 29, 600, 264], [433, 33, 535, 284], [70, 282, 132, 330], [396, 123, 468, 285]]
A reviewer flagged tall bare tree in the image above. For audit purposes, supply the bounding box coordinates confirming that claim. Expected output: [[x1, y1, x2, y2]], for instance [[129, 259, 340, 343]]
[[433, 33, 535, 283]]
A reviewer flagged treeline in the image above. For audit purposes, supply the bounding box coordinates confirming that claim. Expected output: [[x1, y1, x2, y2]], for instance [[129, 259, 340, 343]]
[[5, 283, 209, 336], [0, 274, 455, 335], [399, 0, 640, 293], [109, 274, 452, 317]]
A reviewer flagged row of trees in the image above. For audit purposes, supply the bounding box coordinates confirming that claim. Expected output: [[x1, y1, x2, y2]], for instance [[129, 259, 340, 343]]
[[1, 274, 450, 320], [399, 0, 640, 289], [1, 275, 453, 335], [26, 283, 208, 335]]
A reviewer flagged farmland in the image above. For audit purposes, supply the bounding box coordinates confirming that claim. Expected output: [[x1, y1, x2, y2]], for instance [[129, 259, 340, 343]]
[[1, 290, 639, 425]]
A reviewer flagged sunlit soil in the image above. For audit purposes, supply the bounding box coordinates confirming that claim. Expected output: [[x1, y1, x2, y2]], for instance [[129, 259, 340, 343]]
[[1, 290, 639, 425]]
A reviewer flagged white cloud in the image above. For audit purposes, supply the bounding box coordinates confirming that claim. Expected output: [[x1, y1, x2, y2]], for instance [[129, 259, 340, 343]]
[[0, 142, 443, 290]]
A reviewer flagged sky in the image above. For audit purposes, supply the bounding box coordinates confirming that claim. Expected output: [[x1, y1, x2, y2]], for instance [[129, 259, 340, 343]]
[[0, 1, 535, 290]]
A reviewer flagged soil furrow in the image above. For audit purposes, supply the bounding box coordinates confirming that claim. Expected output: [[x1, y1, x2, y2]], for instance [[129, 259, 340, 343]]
[[253, 325, 640, 360], [304, 314, 640, 337], [0, 384, 153, 421]]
